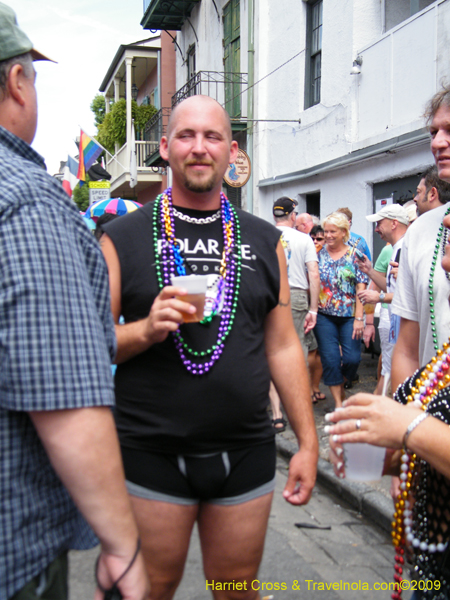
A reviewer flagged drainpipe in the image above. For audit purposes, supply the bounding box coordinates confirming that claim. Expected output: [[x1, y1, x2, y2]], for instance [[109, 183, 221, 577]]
[[157, 47, 161, 109], [246, 0, 254, 214]]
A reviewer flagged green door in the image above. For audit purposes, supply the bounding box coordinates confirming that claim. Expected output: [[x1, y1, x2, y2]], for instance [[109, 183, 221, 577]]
[[223, 0, 240, 118]]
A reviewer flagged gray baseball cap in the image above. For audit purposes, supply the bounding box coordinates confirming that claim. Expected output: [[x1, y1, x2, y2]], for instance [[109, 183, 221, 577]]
[[0, 2, 54, 62]]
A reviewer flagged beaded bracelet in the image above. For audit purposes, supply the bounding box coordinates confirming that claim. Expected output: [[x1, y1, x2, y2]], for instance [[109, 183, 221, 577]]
[[402, 412, 430, 451]]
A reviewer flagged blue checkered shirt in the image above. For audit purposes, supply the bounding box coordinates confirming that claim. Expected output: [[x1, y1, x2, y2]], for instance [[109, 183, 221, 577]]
[[0, 126, 117, 599]]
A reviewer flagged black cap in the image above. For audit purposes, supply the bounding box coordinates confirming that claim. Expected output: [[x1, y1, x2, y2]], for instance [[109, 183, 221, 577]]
[[273, 196, 298, 217]]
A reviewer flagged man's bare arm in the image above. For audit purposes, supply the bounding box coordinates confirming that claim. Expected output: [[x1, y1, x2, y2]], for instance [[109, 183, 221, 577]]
[[304, 260, 319, 333], [356, 256, 388, 291], [101, 234, 195, 364], [265, 242, 318, 506], [391, 317, 420, 392], [306, 260, 319, 313], [30, 408, 149, 600]]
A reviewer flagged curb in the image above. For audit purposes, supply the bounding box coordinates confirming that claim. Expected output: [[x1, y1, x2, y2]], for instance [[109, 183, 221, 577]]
[[276, 435, 393, 535]]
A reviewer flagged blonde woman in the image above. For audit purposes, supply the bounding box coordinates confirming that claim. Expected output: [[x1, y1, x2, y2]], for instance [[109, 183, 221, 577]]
[[314, 212, 368, 407]]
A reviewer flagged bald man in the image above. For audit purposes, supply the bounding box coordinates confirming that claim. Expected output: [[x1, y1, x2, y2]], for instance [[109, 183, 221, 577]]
[[296, 212, 314, 234], [101, 95, 318, 600]]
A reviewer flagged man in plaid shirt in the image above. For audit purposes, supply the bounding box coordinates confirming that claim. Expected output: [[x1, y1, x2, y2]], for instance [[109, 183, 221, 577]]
[[0, 3, 148, 599]]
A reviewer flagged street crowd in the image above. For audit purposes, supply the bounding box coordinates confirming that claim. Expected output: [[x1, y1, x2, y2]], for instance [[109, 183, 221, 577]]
[[1, 2, 450, 600]]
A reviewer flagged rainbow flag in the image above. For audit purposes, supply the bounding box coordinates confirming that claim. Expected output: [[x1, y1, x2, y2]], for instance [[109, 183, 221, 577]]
[[77, 130, 103, 182]]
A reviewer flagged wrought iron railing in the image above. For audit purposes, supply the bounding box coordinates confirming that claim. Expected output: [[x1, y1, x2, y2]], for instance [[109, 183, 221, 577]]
[[143, 107, 172, 164], [142, 71, 248, 163], [144, 107, 171, 145], [171, 71, 248, 118]]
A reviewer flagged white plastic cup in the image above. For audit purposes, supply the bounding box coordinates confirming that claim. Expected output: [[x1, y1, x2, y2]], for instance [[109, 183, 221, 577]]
[[343, 442, 385, 482], [171, 275, 209, 323]]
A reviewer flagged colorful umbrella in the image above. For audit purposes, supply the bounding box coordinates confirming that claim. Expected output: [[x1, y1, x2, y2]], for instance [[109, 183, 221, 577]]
[[87, 198, 142, 222], [80, 211, 96, 231]]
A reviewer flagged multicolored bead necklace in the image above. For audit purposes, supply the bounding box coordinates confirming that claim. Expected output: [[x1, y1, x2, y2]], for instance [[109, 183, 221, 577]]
[[153, 187, 241, 375], [428, 206, 450, 352], [391, 340, 450, 599]]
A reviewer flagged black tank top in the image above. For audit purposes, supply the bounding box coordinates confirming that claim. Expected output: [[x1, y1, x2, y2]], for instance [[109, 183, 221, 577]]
[[104, 202, 281, 454]]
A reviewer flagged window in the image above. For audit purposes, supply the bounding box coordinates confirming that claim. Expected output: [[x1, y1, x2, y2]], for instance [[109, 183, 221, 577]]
[[304, 0, 322, 109], [187, 44, 196, 82], [306, 192, 320, 218], [384, 0, 435, 32]]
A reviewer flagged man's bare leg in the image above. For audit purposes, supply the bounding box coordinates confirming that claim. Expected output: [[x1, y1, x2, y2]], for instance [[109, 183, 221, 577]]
[[268, 381, 287, 434], [374, 353, 385, 395], [329, 383, 345, 408], [269, 382, 283, 421], [309, 350, 326, 402], [308, 349, 324, 399], [130, 496, 199, 600], [198, 492, 274, 600]]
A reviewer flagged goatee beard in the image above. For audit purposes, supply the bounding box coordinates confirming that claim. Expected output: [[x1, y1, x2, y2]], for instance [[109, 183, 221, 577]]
[[183, 177, 216, 193]]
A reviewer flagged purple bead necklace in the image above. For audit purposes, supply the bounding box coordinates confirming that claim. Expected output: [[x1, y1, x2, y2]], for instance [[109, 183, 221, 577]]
[[153, 188, 241, 375]]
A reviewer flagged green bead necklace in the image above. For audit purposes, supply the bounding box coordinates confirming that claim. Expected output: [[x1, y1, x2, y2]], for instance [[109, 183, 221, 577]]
[[429, 205, 450, 352], [152, 189, 242, 374]]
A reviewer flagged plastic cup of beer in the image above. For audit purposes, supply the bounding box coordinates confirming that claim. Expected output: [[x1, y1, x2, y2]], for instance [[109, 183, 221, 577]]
[[171, 275, 209, 323], [343, 441, 385, 482]]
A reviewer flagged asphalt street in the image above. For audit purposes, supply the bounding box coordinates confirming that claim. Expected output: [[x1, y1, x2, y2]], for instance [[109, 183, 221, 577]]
[[69, 455, 406, 600]]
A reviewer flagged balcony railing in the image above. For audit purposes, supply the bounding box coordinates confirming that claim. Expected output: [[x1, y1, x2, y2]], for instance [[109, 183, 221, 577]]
[[142, 71, 249, 166], [143, 107, 172, 166], [106, 139, 161, 182], [136, 140, 159, 165], [355, 0, 448, 144], [171, 71, 248, 119], [144, 107, 171, 145]]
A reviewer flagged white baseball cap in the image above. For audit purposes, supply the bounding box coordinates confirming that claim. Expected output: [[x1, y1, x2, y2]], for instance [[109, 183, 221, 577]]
[[366, 204, 409, 226]]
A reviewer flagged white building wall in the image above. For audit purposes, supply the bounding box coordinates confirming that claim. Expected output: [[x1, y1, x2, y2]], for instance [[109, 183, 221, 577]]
[[258, 141, 432, 247], [355, 3, 443, 146], [256, 0, 441, 184], [255, 0, 450, 257], [170, 0, 449, 258]]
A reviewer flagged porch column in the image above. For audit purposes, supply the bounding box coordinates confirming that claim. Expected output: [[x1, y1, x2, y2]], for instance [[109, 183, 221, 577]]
[[114, 76, 121, 154], [125, 56, 133, 171]]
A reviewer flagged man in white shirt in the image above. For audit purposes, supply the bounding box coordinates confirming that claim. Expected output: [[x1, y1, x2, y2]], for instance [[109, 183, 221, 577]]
[[391, 88, 450, 393], [357, 204, 409, 380], [270, 197, 320, 428]]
